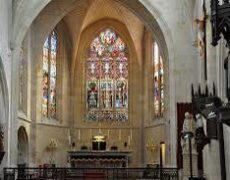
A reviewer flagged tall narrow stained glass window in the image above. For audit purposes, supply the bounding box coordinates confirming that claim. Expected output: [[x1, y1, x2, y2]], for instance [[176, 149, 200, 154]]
[[153, 42, 164, 116], [42, 31, 58, 119], [86, 28, 128, 121]]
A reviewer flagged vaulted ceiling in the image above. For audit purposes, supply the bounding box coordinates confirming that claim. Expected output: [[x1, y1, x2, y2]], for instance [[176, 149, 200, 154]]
[[62, 0, 144, 64]]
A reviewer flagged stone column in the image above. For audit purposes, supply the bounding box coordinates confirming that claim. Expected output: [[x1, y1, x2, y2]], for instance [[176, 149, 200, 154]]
[[206, 2, 217, 90], [202, 118, 221, 180], [182, 145, 198, 179], [142, 27, 152, 166], [223, 124, 230, 180]]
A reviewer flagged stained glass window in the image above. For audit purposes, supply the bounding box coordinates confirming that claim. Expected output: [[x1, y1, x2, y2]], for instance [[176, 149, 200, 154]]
[[153, 42, 164, 117], [86, 28, 128, 121], [42, 31, 58, 119]]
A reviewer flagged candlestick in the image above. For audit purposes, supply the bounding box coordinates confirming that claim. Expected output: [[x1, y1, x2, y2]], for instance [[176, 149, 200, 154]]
[[119, 129, 121, 140], [108, 129, 110, 139], [68, 129, 71, 145], [130, 129, 132, 140], [128, 136, 130, 146], [78, 129, 81, 140]]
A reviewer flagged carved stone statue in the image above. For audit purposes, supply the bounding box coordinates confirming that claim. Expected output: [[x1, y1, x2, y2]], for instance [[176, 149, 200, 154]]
[[181, 112, 199, 179], [181, 112, 196, 152], [182, 112, 196, 134]]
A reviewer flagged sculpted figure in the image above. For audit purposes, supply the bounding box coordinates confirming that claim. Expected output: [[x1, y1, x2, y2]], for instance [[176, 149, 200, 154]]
[[181, 112, 196, 152]]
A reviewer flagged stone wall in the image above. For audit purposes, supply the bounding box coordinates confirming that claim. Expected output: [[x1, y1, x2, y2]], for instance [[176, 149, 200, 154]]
[[1, 0, 209, 168]]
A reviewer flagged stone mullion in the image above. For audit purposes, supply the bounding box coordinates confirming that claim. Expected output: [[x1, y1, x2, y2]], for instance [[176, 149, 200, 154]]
[[54, 31, 59, 119], [55, 30, 60, 121]]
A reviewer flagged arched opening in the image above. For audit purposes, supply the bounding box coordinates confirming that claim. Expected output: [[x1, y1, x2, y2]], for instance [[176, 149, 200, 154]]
[[17, 127, 29, 165]]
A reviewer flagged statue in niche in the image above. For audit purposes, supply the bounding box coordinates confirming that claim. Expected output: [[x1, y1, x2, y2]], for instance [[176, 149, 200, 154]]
[[116, 81, 127, 108], [89, 91, 97, 107], [88, 82, 98, 108], [181, 112, 197, 153]]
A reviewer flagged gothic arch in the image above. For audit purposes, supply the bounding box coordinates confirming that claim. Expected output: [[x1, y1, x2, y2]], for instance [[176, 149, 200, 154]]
[[17, 126, 29, 165], [12, 1, 174, 119], [11, 0, 177, 165], [74, 18, 139, 125]]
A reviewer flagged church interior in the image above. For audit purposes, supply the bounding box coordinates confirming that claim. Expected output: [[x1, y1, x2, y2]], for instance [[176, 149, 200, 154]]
[[0, 0, 230, 179]]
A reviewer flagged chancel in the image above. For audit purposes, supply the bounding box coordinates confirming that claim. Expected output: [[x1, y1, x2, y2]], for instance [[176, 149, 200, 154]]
[[1, 0, 230, 179], [68, 132, 131, 168]]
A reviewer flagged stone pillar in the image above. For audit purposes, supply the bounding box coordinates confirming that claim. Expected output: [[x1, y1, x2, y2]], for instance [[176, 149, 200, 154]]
[[223, 124, 230, 180], [206, 5, 217, 90], [182, 148, 198, 179], [202, 118, 221, 180], [202, 140, 221, 180], [142, 28, 153, 165]]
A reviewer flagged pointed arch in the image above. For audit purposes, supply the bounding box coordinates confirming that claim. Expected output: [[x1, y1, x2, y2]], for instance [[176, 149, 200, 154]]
[[86, 28, 128, 121], [17, 126, 29, 165], [76, 19, 138, 123]]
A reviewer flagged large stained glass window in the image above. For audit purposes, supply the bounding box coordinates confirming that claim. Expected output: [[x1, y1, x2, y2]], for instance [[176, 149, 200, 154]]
[[42, 31, 58, 119], [86, 28, 128, 121], [153, 42, 164, 117]]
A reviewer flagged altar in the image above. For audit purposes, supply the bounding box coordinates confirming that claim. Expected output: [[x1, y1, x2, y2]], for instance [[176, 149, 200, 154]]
[[68, 150, 131, 168]]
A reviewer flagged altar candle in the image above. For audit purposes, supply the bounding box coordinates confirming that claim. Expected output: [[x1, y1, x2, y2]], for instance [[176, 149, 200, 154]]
[[108, 129, 110, 139], [130, 129, 132, 140], [78, 129, 81, 140], [128, 136, 130, 146], [119, 129, 121, 140], [68, 129, 71, 145]]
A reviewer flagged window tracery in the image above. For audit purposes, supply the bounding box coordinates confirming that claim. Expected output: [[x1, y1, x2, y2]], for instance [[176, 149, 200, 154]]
[[86, 28, 128, 121]]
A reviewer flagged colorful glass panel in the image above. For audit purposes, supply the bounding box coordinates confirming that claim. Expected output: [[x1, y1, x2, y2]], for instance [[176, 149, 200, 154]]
[[87, 28, 128, 121], [49, 32, 57, 118], [42, 31, 58, 119], [153, 42, 164, 116], [42, 38, 49, 117]]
